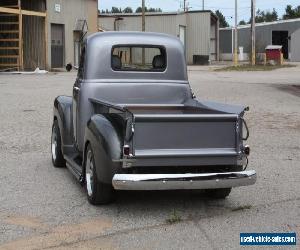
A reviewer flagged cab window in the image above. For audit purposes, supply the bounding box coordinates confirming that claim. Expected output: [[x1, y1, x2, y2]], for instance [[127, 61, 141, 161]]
[[111, 46, 166, 72]]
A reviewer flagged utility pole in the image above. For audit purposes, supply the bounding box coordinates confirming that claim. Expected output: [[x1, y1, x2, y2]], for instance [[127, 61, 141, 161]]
[[234, 0, 238, 66], [142, 0, 145, 32], [251, 0, 256, 65], [142, 0, 145, 65], [202, 0, 204, 10], [183, 0, 186, 12]]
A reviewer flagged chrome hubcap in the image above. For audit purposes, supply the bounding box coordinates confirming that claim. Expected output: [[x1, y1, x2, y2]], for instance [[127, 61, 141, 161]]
[[86, 150, 94, 196], [51, 127, 57, 161]]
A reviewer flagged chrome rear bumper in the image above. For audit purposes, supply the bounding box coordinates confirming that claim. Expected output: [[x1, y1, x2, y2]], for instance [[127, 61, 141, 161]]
[[112, 170, 256, 190]]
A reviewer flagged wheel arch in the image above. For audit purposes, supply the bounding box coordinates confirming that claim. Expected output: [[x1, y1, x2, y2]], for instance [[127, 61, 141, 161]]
[[53, 96, 73, 153], [84, 114, 122, 184]]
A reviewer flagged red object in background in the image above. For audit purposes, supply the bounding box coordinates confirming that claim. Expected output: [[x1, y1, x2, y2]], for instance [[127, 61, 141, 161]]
[[265, 45, 282, 61]]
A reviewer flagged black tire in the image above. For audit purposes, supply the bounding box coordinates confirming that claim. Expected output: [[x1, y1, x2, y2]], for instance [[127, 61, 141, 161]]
[[85, 144, 114, 205], [51, 120, 66, 168], [204, 188, 232, 199]]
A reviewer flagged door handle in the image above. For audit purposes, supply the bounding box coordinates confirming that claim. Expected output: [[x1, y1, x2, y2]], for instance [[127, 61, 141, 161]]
[[73, 87, 80, 92]]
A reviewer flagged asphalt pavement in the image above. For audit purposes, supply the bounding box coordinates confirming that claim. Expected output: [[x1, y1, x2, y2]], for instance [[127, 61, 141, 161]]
[[0, 65, 299, 249]]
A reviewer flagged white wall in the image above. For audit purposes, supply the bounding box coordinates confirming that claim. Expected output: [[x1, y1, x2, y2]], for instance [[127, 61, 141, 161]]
[[291, 28, 300, 62], [46, 0, 98, 68], [99, 12, 216, 64]]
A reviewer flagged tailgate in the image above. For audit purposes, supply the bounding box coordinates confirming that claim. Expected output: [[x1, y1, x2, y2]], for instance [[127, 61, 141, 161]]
[[131, 114, 240, 166]]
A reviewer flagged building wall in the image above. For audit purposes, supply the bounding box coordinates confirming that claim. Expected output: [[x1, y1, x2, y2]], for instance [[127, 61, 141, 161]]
[[23, 16, 46, 70], [46, 0, 98, 69], [0, 0, 47, 71], [186, 12, 211, 63], [99, 11, 216, 64], [291, 28, 300, 61], [220, 19, 300, 61], [219, 29, 232, 54]]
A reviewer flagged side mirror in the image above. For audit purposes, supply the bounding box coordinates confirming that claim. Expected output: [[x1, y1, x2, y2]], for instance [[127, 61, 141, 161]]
[[66, 63, 73, 72]]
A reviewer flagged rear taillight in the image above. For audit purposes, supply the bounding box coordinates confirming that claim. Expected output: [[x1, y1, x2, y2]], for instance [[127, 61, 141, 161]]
[[244, 145, 250, 156], [123, 145, 130, 156]]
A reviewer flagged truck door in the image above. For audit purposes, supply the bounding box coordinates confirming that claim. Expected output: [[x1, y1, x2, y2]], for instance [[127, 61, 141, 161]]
[[72, 46, 85, 148]]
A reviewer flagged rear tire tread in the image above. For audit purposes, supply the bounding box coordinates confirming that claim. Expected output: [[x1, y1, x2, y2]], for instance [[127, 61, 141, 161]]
[[85, 144, 114, 205], [51, 120, 66, 168]]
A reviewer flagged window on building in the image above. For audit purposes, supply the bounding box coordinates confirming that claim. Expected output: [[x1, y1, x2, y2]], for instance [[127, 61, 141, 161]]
[[111, 46, 166, 72]]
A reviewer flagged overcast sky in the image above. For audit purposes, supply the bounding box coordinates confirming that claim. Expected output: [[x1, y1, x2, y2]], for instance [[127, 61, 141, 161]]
[[98, 0, 300, 25]]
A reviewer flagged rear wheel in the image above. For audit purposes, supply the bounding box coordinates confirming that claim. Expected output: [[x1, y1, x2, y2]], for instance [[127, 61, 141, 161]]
[[51, 120, 66, 168], [204, 188, 232, 199], [85, 144, 114, 205]]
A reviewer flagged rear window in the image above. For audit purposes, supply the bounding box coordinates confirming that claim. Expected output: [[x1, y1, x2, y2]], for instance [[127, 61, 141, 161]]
[[111, 46, 166, 72]]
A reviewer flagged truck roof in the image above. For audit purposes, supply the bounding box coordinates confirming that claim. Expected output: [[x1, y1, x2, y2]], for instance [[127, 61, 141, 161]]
[[87, 31, 181, 44], [84, 32, 188, 82]]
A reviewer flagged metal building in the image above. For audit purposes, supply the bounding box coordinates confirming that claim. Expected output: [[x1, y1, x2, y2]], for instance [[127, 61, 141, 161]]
[[0, 0, 98, 71], [219, 18, 300, 62], [99, 11, 219, 65]]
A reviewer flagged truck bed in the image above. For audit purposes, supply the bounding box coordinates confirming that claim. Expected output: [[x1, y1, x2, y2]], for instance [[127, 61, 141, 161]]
[[90, 98, 245, 168]]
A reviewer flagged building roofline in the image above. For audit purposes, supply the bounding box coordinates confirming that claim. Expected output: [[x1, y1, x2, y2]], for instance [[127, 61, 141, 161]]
[[220, 17, 300, 31], [99, 10, 217, 19]]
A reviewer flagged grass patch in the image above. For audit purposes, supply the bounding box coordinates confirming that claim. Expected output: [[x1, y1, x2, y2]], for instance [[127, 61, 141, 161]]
[[166, 210, 182, 224], [231, 205, 252, 212], [215, 64, 296, 72]]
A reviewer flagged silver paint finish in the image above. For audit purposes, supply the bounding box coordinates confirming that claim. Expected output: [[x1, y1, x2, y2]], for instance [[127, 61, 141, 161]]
[[76, 32, 246, 156], [69, 32, 250, 184], [85, 32, 188, 81], [112, 170, 257, 190]]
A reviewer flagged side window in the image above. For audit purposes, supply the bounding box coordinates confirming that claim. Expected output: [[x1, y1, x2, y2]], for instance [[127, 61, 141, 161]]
[[78, 46, 86, 79]]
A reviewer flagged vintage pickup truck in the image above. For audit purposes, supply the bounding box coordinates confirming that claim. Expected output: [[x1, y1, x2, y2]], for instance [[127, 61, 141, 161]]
[[51, 32, 256, 205]]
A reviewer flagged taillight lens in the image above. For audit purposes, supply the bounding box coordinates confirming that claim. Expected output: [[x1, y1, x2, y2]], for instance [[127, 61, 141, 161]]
[[123, 145, 130, 156], [244, 145, 250, 156]]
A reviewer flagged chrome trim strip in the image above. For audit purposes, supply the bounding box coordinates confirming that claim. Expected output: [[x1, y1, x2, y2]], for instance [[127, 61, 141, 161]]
[[112, 170, 256, 190]]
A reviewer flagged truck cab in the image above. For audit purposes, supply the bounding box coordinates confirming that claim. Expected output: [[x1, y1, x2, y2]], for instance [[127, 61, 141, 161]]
[[51, 32, 256, 205]]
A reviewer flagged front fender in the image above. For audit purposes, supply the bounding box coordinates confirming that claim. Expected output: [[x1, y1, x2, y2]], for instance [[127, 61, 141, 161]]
[[53, 96, 73, 153], [84, 115, 122, 184]]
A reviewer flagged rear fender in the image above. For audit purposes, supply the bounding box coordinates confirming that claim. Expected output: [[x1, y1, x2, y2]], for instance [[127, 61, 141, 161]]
[[84, 115, 122, 184]]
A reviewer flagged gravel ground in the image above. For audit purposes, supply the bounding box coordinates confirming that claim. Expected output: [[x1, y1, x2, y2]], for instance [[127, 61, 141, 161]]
[[0, 66, 299, 250]]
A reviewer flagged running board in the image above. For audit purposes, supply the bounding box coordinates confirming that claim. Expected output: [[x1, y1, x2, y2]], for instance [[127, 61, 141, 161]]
[[64, 154, 83, 182]]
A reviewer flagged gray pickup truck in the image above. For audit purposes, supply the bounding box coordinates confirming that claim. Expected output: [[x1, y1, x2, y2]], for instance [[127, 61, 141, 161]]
[[51, 32, 256, 205]]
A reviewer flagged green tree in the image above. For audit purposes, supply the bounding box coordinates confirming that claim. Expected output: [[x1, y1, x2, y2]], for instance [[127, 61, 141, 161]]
[[135, 7, 162, 13], [136, 7, 145, 13], [123, 7, 133, 13], [215, 10, 229, 28], [249, 8, 278, 23], [283, 5, 300, 19], [239, 20, 246, 25], [148, 8, 162, 12], [111, 7, 122, 13], [265, 8, 278, 22]]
